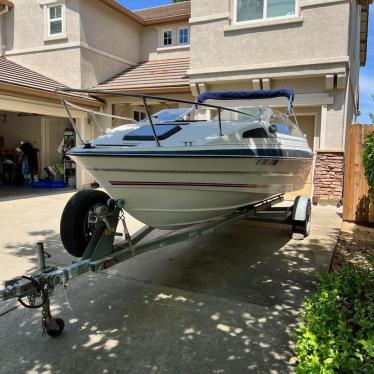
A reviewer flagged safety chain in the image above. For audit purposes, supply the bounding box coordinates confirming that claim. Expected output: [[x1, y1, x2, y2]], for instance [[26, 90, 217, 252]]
[[41, 301, 48, 336], [17, 276, 47, 309], [119, 210, 135, 256]]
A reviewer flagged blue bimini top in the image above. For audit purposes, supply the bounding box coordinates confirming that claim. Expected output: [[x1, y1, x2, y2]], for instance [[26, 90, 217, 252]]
[[197, 88, 295, 110]]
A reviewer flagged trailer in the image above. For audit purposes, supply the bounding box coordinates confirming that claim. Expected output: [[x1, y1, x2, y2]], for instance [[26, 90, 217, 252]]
[[0, 192, 311, 337]]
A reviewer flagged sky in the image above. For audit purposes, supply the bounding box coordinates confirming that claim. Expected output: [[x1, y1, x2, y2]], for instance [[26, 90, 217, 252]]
[[118, 0, 171, 10], [358, 7, 374, 124], [119, 1, 373, 123]]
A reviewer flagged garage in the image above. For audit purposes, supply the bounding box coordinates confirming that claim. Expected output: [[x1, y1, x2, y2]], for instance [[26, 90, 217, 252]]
[[0, 57, 101, 196]]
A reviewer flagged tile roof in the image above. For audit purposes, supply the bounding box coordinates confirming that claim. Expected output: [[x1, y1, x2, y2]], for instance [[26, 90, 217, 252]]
[[0, 57, 65, 93], [0, 57, 100, 107], [97, 57, 190, 92], [134, 1, 191, 24]]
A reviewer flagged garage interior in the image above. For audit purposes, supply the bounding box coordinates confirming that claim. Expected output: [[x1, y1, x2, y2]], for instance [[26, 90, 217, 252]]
[[0, 110, 76, 197]]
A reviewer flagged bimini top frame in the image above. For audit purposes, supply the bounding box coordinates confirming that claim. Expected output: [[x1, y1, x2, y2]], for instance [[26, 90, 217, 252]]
[[55, 88, 296, 148]]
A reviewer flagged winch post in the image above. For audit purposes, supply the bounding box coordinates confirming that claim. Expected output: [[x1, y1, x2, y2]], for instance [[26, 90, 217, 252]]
[[36, 242, 46, 271]]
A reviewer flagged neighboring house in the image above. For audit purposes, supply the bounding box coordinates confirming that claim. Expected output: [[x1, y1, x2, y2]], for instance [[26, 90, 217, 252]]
[[0, 0, 372, 203]]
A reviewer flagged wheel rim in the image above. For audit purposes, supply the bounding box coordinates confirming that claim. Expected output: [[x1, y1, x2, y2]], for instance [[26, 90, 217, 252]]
[[83, 203, 105, 244]]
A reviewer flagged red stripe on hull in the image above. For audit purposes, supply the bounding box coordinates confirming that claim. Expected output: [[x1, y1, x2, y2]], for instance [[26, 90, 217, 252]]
[[109, 181, 272, 188]]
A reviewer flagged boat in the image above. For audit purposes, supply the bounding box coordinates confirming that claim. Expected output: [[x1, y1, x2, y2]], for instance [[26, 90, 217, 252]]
[[63, 89, 313, 229]]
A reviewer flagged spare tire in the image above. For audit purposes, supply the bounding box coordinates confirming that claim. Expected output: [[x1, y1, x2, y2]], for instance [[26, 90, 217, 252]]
[[60, 189, 110, 257]]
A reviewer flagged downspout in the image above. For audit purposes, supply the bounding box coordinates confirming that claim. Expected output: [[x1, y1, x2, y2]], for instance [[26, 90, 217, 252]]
[[0, 5, 10, 57]]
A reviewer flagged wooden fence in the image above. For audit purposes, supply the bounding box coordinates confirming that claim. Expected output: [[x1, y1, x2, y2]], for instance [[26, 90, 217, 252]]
[[343, 124, 374, 223]]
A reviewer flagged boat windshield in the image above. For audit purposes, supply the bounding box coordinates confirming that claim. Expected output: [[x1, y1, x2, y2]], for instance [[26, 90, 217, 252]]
[[212, 107, 262, 121], [140, 108, 192, 124], [267, 109, 303, 137]]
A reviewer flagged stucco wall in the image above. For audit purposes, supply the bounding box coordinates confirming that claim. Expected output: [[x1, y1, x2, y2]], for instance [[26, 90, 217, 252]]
[[190, 1, 350, 71], [141, 23, 190, 61], [4, 0, 81, 87], [79, 0, 142, 85], [7, 47, 82, 88], [80, 48, 132, 89], [5, 0, 80, 50], [4, 0, 142, 88]]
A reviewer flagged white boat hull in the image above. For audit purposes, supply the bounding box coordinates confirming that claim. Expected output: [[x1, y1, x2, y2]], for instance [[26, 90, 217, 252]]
[[71, 154, 312, 229]]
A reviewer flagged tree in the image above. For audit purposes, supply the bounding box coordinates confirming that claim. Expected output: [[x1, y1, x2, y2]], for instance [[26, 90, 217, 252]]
[[172, 0, 188, 3], [370, 94, 374, 123]]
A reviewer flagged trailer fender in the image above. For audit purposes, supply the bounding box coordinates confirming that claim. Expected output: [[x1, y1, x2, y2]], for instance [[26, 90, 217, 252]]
[[292, 196, 311, 222]]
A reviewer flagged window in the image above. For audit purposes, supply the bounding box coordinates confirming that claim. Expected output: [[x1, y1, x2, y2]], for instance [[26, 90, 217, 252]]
[[42, 1, 66, 39], [48, 5, 63, 35], [159, 27, 190, 48], [236, 0, 296, 23], [242, 128, 268, 138], [178, 28, 189, 45], [133, 111, 147, 122], [163, 30, 173, 46]]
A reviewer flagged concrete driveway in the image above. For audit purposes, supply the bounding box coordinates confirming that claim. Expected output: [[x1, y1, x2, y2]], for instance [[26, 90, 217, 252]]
[[0, 191, 341, 374]]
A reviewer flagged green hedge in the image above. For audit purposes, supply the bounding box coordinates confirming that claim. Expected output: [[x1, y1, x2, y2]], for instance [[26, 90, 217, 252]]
[[294, 263, 374, 373]]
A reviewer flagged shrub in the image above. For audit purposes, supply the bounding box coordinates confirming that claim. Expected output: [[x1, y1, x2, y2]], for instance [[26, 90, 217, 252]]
[[363, 132, 374, 200], [294, 263, 374, 373]]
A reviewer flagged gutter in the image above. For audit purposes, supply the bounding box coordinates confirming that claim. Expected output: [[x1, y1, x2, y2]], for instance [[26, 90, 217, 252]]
[[0, 5, 10, 57], [0, 81, 103, 109]]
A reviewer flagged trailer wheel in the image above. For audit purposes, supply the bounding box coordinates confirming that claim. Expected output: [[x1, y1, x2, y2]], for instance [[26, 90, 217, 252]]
[[291, 196, 311, 240], [60, 189, 110, 257]]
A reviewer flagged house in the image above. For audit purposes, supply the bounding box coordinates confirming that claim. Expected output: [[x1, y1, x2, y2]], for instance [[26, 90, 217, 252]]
[[0, 0, 372, 203]]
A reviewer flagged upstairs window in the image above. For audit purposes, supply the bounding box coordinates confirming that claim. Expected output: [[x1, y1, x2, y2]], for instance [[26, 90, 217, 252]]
[[178, 28, 189, 45], [48, 5, 63, 35], [236, 0, 296, 23], [159, 26, 190, 48], [163, 30, 173, 46], [42, 1, 67, 40]]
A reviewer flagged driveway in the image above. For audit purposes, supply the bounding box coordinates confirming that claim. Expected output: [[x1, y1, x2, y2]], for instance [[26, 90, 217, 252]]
[[0, 192, 341, 374]]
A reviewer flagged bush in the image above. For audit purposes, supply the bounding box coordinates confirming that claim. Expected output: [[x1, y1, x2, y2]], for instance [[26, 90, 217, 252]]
[[294, 263, 374, 373], [363, 132, 374, 200]]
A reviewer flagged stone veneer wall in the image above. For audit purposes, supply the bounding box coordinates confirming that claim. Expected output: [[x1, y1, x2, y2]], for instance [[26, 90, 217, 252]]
[[313, 151, 344, 203]]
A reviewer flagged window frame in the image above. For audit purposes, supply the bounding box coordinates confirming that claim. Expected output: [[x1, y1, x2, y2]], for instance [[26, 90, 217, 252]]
[[158, 26, 190, 49], [162, 28, 174, 47], [41, 0, 67, 40], [177, 27, 189, 45], [234, 0, 299, 24]]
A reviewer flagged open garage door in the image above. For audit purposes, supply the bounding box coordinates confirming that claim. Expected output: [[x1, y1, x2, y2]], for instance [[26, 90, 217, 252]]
[[286, 115, 315, 199], [0, 111, 74, 196]]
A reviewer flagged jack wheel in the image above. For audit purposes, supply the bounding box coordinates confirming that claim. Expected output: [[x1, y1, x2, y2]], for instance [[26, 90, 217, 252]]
[[46, 318, 65, 338]]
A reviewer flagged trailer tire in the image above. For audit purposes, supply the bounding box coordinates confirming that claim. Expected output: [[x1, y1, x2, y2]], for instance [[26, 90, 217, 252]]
[[60, 189, 110, 257]]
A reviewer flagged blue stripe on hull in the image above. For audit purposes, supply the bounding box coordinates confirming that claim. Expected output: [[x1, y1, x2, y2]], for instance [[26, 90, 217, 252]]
[[69, 148, 313, 159]]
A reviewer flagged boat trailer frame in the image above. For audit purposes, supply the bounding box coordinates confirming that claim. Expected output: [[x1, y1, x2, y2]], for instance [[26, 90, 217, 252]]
[[0, 193, 310, 337]]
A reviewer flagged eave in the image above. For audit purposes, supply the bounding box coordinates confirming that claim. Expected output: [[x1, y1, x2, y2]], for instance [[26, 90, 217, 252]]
[[0, 0, 13, 8], [0, 81, 102, 109], [359, 0, 373, 66], [99, 0, 144, 25]]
